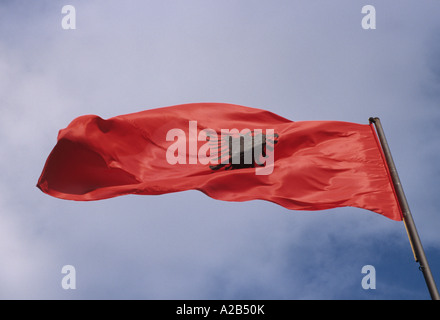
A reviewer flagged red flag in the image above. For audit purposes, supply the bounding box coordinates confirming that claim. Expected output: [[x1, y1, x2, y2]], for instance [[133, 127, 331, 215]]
[[37, 103, 402, 221]]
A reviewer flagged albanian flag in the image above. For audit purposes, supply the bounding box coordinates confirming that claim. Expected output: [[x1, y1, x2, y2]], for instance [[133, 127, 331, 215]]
[[37, 103, 402, 221]]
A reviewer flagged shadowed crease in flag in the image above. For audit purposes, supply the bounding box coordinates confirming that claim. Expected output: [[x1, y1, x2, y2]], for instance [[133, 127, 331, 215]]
[[37, 103, 402, 221]]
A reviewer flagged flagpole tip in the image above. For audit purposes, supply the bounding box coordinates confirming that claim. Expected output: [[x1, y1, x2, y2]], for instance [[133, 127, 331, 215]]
[[369, 117, 379, 124]]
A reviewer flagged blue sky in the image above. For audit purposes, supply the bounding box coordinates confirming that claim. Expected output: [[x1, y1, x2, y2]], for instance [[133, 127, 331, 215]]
[[1, 0, 439, 300]]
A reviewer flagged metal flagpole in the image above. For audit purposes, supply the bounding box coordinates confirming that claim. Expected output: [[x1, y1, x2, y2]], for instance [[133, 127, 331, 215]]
[[369, 117, 440, 300]]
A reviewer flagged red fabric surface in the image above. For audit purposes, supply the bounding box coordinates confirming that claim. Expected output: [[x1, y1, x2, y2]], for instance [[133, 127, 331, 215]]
[[37, 103, 402, 221]]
